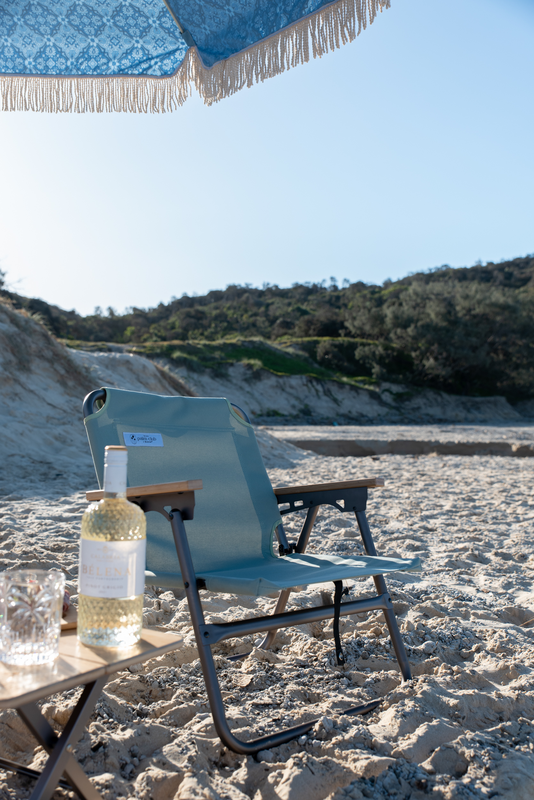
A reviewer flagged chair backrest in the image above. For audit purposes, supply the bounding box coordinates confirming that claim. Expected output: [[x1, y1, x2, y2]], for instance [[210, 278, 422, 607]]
[[84, 388, 282, 585]]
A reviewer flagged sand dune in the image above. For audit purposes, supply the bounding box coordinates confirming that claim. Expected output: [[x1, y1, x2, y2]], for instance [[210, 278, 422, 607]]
[[1, 303, 533, 800], [157, 360, 525, 425]]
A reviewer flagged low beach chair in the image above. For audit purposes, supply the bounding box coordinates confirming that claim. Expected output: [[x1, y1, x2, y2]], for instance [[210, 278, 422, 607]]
[[83, 388, 420, 755]]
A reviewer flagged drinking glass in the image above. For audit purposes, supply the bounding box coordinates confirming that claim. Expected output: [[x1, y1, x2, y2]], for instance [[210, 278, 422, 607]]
[[0, 569, 65, 665]]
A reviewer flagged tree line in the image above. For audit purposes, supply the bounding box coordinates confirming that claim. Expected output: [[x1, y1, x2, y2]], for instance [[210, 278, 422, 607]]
[[2, 255, 534, 401]]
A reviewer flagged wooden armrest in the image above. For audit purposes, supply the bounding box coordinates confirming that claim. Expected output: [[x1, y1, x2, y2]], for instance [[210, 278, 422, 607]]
[[86, 479, 203, 503], [274, 477, 384, 496]]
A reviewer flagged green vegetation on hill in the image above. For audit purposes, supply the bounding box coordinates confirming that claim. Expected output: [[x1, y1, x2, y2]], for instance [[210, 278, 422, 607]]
[[3, 255, 534, 401], [135, 339, 333, 380], [131, 338, 385, 389]]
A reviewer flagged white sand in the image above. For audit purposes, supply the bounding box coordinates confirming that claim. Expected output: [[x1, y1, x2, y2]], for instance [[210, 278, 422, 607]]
[[264, 425, 534, 444], [262, 424, 534, 458], [1, 303, 534, 800]]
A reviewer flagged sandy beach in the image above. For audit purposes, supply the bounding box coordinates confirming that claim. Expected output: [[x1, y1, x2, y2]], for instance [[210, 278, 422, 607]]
[[1, 448, 534, 800], [1, 305, 534, 799]]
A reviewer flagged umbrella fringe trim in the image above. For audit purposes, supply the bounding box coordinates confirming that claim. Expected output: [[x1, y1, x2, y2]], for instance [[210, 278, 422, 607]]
[[0, 0, 389, 113], [190, 0, 391, 106], [0, 73, 191, 113]]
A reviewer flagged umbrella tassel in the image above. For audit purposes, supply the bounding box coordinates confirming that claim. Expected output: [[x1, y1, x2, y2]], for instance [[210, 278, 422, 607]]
[[192, 0, 390, 106], [0, 62, 193, 114], [0, 0, 389, 113]]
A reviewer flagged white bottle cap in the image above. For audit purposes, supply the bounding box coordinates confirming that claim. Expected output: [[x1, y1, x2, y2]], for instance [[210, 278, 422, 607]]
[[103, 446, 128, 494], [104, 446, 128, 465]]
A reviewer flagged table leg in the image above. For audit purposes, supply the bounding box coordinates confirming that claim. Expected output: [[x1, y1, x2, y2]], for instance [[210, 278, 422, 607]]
[[17, 676, 107, 800], [0, 758, 71, 789]]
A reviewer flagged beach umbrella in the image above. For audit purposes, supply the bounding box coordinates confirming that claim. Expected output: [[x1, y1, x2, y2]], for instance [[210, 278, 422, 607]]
[[0, 0, 390, 112]]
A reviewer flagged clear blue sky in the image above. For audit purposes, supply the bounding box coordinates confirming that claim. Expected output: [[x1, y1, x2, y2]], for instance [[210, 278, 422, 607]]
[[0, 0, 532, 316]]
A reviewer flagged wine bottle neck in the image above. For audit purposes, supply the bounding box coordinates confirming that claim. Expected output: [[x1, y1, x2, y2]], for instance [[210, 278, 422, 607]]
[[102, 461, 127, 495]]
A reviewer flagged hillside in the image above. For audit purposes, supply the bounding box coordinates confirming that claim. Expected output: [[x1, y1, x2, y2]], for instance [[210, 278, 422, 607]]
[[2, 254, 534, 402]]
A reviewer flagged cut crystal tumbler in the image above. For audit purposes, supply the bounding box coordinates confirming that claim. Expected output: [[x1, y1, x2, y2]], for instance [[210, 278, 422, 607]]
[[0, 569, 65, 665]]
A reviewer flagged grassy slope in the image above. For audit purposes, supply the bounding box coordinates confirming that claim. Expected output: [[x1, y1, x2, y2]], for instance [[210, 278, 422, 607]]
[[64, 337, 381, 389]]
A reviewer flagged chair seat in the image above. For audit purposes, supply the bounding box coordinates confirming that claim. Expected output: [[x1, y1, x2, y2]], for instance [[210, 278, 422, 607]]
[[146, 552, 421, 596]]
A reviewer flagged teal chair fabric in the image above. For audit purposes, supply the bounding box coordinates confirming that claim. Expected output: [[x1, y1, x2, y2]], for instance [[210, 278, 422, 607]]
[[84, 388, 420, 596]]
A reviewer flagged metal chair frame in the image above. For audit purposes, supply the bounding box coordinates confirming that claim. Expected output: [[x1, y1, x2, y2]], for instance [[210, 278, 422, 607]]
[[82, 388, 412, 756], [134, 484, 411, 756]]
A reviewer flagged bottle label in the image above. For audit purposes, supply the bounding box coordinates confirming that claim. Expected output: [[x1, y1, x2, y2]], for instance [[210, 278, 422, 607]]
[[79, 539, 146, 598], [123, 432, 163, 447]]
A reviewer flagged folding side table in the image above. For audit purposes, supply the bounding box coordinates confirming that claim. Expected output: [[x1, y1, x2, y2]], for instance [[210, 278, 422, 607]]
[[0, 628, 183, 800]]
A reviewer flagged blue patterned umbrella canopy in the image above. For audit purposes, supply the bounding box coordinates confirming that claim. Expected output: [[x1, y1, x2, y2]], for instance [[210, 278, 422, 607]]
[[0, 0, 390, 112]]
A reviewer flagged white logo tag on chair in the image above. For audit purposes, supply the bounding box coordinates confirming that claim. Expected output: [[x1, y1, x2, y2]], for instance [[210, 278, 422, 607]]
[[123, 432, 164, 447]]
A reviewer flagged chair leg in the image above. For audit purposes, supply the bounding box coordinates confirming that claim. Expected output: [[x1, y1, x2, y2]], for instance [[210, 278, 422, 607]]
[[169, 509, 379, 755], [355, 510, 411, 681], [259, 588, 291, 650], [196, 612, 380, 754]]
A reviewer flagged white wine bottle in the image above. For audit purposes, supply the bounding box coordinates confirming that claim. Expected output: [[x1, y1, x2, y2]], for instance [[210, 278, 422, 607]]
[[78, 445, 146, 647]]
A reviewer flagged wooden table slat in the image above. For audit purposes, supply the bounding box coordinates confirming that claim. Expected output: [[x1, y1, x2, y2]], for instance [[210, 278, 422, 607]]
[[274, 477, 385, 495], [0, 629, 182, 709], [86, 479, 202, 503]]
